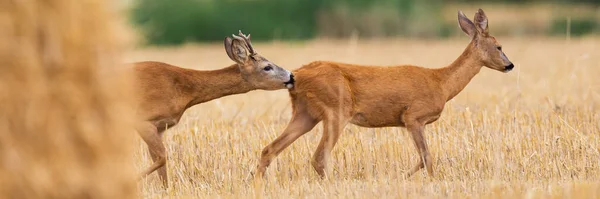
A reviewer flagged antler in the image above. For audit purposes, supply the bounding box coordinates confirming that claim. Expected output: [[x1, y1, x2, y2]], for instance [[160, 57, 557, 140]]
[[231, 30, 255, 55]]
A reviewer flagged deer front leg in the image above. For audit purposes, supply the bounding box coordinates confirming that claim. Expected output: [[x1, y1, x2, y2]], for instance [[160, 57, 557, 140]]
[[404, 120, 433, 178], [149, 144, 167, 186], [256, 109, 318, 178], [137, 121, 168, 187], [311, 116, 346, 178]]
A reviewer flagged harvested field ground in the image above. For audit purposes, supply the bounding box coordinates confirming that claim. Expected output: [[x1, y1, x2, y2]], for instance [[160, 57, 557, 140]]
[[128, 37, 600, 198]]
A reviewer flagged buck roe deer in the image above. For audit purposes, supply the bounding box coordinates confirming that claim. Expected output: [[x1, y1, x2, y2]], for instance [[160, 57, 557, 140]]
[[256, 9, 514, 178], [134, 31, 294, 187]]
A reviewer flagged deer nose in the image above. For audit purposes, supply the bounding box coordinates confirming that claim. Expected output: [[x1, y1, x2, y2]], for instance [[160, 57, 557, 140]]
[[284, 73, 295, 89], [504, 63, 514, 72]]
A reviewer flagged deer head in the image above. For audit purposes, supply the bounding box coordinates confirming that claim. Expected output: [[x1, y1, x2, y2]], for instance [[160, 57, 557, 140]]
[[458, 9, 514, 73], [224, 30, 294, 89]]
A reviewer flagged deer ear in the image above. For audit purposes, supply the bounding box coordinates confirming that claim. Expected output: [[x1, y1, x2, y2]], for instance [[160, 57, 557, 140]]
[[224, 37, 248, 64], [224, 37, 236, 61], [458, 10, 476, 38], [474, 8, 489, 35]]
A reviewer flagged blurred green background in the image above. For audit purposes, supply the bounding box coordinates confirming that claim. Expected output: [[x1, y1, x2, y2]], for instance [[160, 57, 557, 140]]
[[128, 0, 600, 45]]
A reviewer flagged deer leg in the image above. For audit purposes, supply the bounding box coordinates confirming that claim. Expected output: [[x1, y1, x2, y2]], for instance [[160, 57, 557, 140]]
[[148, 143, 167, 186], [256, 109, 318, 178], [137, 121, 168, 187], [311, 116, 346, 178], [404, 121, 433, 178]]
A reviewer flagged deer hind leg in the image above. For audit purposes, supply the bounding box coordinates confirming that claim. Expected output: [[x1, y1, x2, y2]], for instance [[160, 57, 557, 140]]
[[404, 120, 433, 178], [137, 121, 168, 187], [311, 115, 347, 179], [256, 108, 319, 178]]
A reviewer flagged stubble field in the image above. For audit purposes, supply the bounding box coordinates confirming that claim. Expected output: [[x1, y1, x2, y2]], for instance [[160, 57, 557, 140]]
[[128, 37, 600, 198]]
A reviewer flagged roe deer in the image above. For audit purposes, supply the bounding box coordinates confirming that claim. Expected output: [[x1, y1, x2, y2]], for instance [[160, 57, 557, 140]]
[[256, 9, 514, 178], [134, 31, 294, 187]]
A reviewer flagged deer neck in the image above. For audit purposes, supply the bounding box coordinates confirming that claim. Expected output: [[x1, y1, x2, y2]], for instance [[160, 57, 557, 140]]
[[438, 42, 483, 101], [189, 64, 255, 106]]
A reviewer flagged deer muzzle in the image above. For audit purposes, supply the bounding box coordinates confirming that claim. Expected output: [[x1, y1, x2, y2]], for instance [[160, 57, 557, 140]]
[[284, 74, 295, 89], [503, 63, 514, 73]]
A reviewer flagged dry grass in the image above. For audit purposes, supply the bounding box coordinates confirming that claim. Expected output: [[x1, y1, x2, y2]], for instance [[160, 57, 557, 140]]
[[129, 37, 600, 198], [0, 0, 136, 198]]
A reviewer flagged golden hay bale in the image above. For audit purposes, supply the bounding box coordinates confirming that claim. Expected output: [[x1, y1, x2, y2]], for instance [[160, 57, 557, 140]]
[[0, 0, 136, 198]]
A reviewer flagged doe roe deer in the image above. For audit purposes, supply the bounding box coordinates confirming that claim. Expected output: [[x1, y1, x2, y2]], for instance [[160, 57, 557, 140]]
[[256, 9, 514, 179], [134, 31, 294, 187]]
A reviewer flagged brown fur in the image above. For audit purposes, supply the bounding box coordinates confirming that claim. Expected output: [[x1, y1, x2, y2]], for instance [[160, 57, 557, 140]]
[[135, 32, 292, 187], [256, 9, 514, 178]]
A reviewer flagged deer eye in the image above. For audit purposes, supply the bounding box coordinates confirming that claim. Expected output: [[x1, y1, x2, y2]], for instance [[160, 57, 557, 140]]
[[497, 46, 502, 51], [263, 66, 273, 71]]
